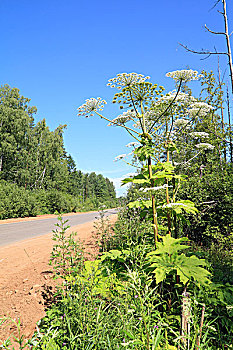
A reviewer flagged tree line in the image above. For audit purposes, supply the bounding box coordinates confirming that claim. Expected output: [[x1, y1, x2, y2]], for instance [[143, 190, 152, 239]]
[[0, 84, 116, 219]]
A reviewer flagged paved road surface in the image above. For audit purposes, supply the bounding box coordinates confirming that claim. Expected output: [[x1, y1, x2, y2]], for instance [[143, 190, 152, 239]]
[[0, 209, 117, 247]]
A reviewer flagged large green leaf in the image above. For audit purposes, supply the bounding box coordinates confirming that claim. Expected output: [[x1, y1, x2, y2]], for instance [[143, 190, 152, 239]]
[[147, 234, 211, 285]]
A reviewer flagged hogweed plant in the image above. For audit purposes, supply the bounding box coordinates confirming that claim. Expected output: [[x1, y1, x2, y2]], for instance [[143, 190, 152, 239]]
[[77, 70, 214, 247], [77, 70, 216, 348]]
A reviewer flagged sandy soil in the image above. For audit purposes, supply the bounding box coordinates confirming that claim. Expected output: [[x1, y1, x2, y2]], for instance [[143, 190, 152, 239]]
[[0, 215, 117, 346]]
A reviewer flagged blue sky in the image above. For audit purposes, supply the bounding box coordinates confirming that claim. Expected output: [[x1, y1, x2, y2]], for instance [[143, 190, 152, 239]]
[[0, 0, 232, 195]]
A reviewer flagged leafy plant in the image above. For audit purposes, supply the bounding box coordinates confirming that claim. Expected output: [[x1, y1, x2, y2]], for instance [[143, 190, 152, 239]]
[[49, 216, 84, 279]]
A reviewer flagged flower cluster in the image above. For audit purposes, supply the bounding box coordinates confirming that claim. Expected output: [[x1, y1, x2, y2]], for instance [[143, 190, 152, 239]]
[[189, 101, 214, 117], [166, 69, 201, 82], [162, 203, 187, 208], [107, 72, 150, 89], [108, 111, 137, 126], [114, 154, 126, 161], [77, 97, 107, 117], [189, 131, 209, 139], [156, 91, 196, 105], [195, 143, 215, 150], [173, 118, 190, 128], [142, 184, 171, 192], [126, 141, 140, 148]]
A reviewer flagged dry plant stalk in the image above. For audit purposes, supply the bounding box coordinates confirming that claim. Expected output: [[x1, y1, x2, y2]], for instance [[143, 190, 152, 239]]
[[196, 304, 206, 349], [181, 291, 191, 349]]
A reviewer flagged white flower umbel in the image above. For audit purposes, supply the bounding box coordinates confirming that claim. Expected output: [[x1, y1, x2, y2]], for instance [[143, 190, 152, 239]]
[[143, 184, 172, 192], [189, 102, 214, 117], [77, 97, 107, 117], [125, 172, 138, 177], [114, 154, 127, 161], [162, 203, 187, 208], [107, 72, 150, 89], [189, 132, 209, 139], [109, 111, 136, 126], [174, 118, 190, 128], [195, 143, 215, 150], [126, 142, 140, 148], [156, 91, 196, 104], [166, 69, 201, 82]]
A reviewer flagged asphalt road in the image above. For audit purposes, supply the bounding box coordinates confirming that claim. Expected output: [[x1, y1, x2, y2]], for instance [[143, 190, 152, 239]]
[[0, 209, 117, 247]]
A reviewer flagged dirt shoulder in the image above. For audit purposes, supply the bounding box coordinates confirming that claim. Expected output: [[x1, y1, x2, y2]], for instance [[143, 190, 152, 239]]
[[0, 215, 117, 345]]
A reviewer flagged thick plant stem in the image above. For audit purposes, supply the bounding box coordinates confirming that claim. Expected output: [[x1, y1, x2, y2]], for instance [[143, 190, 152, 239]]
[[148, 157, 158, 247], [166, 120, 172, 235], [140, 102, 158, 247], [196, 304, 205, 349]]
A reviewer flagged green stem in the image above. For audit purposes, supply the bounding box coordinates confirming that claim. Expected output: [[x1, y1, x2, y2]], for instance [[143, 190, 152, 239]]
[[140, 101, 158, 247], [95, 111, 141, 135], [166, 119, 172, 235], [140, 101, 147, 135], [148, 157, 158, 247]]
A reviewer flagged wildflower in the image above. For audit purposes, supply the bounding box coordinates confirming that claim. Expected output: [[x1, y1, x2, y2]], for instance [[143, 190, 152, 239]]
[[173, 118, 190, 128], [195, 143, 215, 150], [108, 111, 136, 126], [189, 101, 214, 117], [107, 72, 150, 89], [166, 69, 201, 82], [162, 203, 187, 208], [155, 91, 196, 104], [143, 185, 171, 192], [189, 132, 209, 139], [154, 325, 159, 329], [135, 295, 138, 298], [191, 102, 214, 110], [125, 172, 137, 177], [114, 154, 126, 161], [77, 97, 107, 117], [126, 141, 140, 148]]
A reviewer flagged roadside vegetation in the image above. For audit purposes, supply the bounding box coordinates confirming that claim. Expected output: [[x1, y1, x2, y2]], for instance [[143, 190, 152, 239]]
[[1, 69, 233, 349]]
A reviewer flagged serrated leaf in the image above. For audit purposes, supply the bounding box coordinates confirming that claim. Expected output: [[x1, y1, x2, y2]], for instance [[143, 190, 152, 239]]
[[147, 234, 211, 285]]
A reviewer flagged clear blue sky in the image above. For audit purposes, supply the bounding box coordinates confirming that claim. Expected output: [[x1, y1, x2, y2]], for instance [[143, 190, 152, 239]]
[[0, 0, 232, 195]]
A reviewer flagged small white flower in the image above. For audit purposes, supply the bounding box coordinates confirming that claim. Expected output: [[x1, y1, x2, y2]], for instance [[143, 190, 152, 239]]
[[189, 132, 209, 139], [162, 203, 187, 208], [126, 142, 140, 148], [109, 111, 136, 126], [107, 72, 150, 89], [189, 102, 214, 117], [166, 69, 201, 82], [77, 97, 107, 117], [155, 91, 196, 105], [191, 102, 214, 110], [195, 143, 215, 150], [125, 172, 137, 177], [174, 119, 190, 128], [143, 184, 172, 192], [114, 154, 127, 161]]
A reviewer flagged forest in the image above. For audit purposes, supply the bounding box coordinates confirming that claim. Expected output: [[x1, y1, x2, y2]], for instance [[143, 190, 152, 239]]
[[0, 84, 117, 219]]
